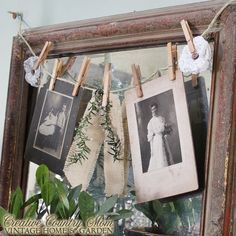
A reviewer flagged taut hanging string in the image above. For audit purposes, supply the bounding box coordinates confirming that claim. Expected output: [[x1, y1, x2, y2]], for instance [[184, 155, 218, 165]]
[[13, 0, 234, 90]]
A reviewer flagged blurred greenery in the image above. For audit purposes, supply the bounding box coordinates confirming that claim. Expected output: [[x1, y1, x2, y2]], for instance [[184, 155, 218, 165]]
[[0, 164, 133, 229], [135, 195, 202, 235]]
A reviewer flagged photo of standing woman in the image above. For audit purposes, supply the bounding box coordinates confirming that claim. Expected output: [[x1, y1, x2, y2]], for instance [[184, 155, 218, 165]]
[[135, 90, 182, 173]]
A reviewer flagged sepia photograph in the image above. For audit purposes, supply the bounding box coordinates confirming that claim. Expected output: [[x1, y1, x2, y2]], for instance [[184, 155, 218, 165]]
[[34, 90, 72, 159], [125, 71, 198, 203], [135, 90, 182, 173]]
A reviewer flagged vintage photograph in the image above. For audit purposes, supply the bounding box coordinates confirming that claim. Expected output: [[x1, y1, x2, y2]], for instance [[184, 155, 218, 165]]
[[34, 91, 72, 159], [135, 90, 182, 173], [125, 71, 198, 203], [25, 79, 92, 175]]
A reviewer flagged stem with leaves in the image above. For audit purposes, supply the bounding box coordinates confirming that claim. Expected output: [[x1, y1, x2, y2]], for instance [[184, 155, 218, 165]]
[[101, 103, 122, 161], [68, 89, 122, 164], [0, 165, 133, 228], [68, 89, 103, 164]]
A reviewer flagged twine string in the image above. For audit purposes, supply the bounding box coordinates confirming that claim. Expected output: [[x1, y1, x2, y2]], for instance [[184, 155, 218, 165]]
[[201, 0, 234, 37], [16, 0, 234, 92]]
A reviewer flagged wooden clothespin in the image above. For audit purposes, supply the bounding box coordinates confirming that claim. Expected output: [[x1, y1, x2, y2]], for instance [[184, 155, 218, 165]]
[[181, 20, 200, 87], [49, 59, 62, 91], [58, 56, 76, 78], [56, 59, 64, 78], [131, 64, 143, 98], [167, 42, 177, 80], [72, 56, 91, 96], [33, 41, 53, 71], [180, 20, 199, 60], [102, 63, 112, 107]]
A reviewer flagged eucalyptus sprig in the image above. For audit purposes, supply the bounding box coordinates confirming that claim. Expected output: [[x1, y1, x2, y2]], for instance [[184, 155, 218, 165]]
[[101, 102, 122, 161], [68, 89, 103, 164]]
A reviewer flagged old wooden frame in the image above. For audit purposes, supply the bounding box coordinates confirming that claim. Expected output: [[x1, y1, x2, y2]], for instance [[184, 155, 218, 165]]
[[0, 0, 235, 235]]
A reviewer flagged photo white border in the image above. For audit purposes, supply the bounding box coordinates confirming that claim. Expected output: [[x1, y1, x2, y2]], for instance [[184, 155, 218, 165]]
[[125, 71, 198, 203]]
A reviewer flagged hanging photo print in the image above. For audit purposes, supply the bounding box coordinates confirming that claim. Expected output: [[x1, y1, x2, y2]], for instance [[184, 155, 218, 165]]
[[25, 79, 91, 175], [125, 71, 198, 203]]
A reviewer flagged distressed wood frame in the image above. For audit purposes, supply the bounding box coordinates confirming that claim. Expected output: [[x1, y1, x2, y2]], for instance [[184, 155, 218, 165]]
[[0, 0, 235, 235]]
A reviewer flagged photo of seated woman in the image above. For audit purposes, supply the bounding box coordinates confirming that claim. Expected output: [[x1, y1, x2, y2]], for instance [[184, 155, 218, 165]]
[[34, 91, 72, 159]]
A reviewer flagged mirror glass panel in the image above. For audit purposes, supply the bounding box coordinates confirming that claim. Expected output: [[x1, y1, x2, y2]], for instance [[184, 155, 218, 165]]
[[26, 44, 213, 235]]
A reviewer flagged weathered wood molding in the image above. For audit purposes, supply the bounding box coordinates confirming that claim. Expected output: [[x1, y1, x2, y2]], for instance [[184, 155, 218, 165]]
[[0, 1, 235, 235]]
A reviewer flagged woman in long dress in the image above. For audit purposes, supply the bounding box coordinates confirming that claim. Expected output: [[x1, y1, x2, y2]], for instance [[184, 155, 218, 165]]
[[39, 109, 57, 136], [147, 103, 173, 172], [36, 108, 58, 150]]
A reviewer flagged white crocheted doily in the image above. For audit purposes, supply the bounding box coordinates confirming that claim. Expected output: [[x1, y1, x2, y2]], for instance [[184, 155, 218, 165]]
[[179, 36, 212, 75], [23, 56, 41, 87]]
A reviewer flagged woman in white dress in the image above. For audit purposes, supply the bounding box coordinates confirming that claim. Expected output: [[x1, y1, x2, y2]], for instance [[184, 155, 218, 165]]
[[147, 103, 173, 172], [39, 109, 57, 136]]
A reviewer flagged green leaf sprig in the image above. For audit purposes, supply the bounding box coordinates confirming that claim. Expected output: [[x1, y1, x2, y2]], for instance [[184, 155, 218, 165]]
[[69, 88, 122, 164], [101, 102, 122, 161], [68, 89, 103, 164]]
